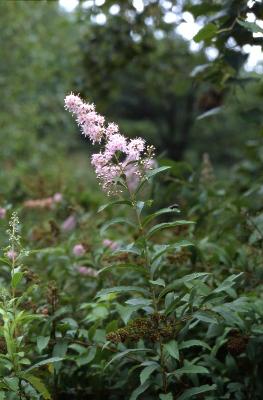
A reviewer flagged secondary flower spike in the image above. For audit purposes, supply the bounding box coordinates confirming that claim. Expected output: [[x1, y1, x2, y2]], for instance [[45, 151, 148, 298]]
[[65, 93, 155, 195]]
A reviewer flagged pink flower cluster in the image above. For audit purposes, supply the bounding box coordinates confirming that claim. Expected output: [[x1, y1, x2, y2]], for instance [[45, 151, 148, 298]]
[[103, 239, 119, 251], [0, 208, 6, 219], [76, 265, 98, 277], [65, 93, 155, 194], [7, 249, 17, 261], [73, 243, 86, 257]]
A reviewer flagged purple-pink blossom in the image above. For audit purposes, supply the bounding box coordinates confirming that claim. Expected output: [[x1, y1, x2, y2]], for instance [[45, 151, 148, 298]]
[[65, 93, 104, 143], [0, 208, 6, 219], [103, 239, 119, 251], [105, 134, 127, 155], [73, 244, 86, 257], [105, 122, 119, 137], [65, 93, 156, 195], [53, 193, 63, 203], [7, 249, 17, 261], [76, 265, 98, 277]]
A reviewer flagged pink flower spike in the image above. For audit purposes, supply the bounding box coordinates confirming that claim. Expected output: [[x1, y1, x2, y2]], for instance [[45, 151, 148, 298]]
[[0, 208, 6, 219], [65, 93, 156, 195], [73, 244, 86, 257]]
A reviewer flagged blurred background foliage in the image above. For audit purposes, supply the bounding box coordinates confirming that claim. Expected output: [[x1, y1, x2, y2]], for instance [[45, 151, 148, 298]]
[[0, 0, 262, 186]]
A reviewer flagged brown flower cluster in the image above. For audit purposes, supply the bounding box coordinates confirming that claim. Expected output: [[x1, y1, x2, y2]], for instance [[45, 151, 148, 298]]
[[227, 330, 249, 356], [107, 314, 178, 344], [166, 248, 192, 264]]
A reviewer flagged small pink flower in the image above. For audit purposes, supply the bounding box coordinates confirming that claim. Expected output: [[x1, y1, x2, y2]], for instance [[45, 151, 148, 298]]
[[76, 266, 98, 277], [105, 133, 127, 155], [127, 138, 145, 161], [103, 239, 119, 251], [53, 193, 63, 203], [7, 250, 17, 261], [0, 208, 6, 219], [73, 244, 86, 257], [105, 122, 119, 137], [64, 93, 83, 114], [61, 215, 77, 232]]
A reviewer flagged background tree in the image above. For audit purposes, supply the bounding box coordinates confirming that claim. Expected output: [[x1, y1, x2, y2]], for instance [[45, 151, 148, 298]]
[[77, 0, 206, 160], [0, 0, 80, 161], [77, 0, 262, 162]]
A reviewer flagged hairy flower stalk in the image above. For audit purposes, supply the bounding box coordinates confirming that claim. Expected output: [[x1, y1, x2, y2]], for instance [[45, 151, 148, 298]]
[[65, 93, 155, 195]]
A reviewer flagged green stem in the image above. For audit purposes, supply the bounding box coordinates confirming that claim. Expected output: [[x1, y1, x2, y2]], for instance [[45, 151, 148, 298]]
[[115, 156, 168, 391], [127, 183, 167, 391]]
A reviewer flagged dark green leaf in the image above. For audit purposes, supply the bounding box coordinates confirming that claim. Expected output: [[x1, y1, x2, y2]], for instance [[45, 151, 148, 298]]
[[147, 221, 193, 238], [164, 340, 179, 361], [140, 364, 158, 385], [130, 382, 151, 400], [20, 374, 51, 400], [237, 19, 263, 34], [25, 357, 64, 372], [194, 23, 218, 42], [142, 208, 180, 227], [100, 218, 135, 234], [98, 200, 132, 213], [37, 336, 50, 353], [11, 272, 23, 288], [177, 384, 216, 400]]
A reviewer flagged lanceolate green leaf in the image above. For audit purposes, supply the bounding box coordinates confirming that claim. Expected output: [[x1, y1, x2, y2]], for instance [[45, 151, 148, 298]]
[[151, 240, 194, 263], [20, 374, 51, 400], [140, 364, 158, 385], [100, 218, 136, 234], [98, 200, 132, 213], [135, 166, 171, 194], [130, 382, 151, 400], [179, 340, 211, 351], [146, 166, 171, 180], [164, 340, 179, 361], [194, 23, 217, 42], [11, 272, 23, 289], [96, 286, 150, 298], [237, 19, 263, 34], [25, 357, 64, 372], [146, 221, 194, 238], [98, 263, 147, 275], [142, 208, 180, 227], [177, 384, 216, 400], [159, 394, 173, 400], [104, 348, 153, 370], [175, 363, 209, 376], [37, 336, 50, 353], [159, 273, 210, 297]]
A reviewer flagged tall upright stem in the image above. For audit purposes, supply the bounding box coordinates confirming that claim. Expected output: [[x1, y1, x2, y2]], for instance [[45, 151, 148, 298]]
[[127, 186, 167, 392]]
